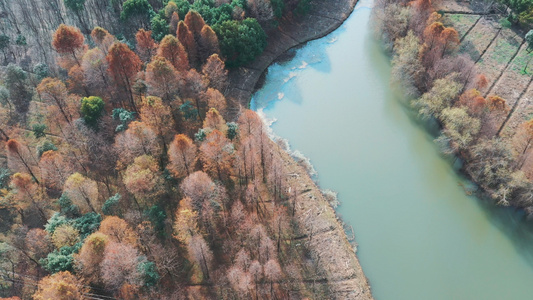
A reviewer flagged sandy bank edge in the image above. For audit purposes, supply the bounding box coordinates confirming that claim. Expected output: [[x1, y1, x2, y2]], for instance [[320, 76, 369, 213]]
[[275, 141, 374, 299]]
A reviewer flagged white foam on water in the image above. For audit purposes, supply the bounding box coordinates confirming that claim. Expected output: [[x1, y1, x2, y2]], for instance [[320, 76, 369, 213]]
[[283, 72, 298, 83]]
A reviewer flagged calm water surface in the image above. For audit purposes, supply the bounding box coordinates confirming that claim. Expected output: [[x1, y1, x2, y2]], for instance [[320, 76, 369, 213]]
[[251, 1, 533, 299]]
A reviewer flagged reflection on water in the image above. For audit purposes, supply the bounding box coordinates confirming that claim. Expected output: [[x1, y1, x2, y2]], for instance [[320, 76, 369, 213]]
[[252, 1, 533, 299]]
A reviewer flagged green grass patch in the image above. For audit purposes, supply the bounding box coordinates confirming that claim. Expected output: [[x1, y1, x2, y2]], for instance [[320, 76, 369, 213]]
[[442, 14, 480, 37], [510, 47, 533, 74], [486, 38, 519, 65]]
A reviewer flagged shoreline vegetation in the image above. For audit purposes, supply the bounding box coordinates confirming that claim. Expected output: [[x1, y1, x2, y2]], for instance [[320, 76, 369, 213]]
[[373, 0, 533, 214], [0, 0, 373, 298]]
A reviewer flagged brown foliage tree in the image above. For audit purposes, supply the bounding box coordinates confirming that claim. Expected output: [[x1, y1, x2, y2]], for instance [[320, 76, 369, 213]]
[[202, 54, 228, 92], [488, 95, 509, 112], [11, 172, 47, 221], [63, 172, 99, 214], [168, 134, 197, 178], [25, 228, 53, 261], [136, 29, 158, 63], [107, 42, 142, 110], [66, 64, 87, 95], [458, 89, 486, 116], [202, 88, 227, 118], [183, 69, 208, 116], [200, 129, 233, 181], [100, 241, 141, 290], [203, 108, 226, 132], [139, 96, 176, 148], [118, 284, 140, 300], [184, 11, 206, 38], [440, 27, 460, 55], [7, 139, 40, 184], [177, 21, 198, 68], [115, 121, 162, 166], [33, 271, 88, 300], [170, 11, 181, 35], [410, 0, 433, 34], [158, 35, 189, 72], [52, 24, 86, 68], [99, 216, 138, 245], [423, 22, 445, 49], [91, 26, 115, 53], [123, 155, 163, 206], [36, 78, 74, 124], [475, 74, 489, 90], [145, 56, 181, 102], [198, 26, 220, 63], [75, 232, 109, 284]]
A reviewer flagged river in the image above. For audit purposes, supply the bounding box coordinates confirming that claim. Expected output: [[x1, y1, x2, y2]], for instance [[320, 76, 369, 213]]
[[251, 1, 533, 299]]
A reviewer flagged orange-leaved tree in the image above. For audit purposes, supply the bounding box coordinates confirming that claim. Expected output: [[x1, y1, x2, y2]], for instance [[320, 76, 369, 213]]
[[107, 42, 142, 111]]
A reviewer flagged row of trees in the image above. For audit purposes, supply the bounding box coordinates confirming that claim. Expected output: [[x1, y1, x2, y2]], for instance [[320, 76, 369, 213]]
[[373, 0, 533, 208], [0, 4, 331, 299], [0, 0, 313, 72]]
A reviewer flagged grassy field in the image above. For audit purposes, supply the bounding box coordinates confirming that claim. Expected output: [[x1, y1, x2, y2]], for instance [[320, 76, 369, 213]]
[[439, 0, 533, 139]]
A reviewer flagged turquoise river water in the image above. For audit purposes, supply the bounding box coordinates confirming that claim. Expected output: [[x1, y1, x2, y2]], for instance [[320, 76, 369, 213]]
[[251, 1, 533, 299]]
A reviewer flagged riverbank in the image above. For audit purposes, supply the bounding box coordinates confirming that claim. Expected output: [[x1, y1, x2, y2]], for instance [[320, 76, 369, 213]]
[[253, 3, 533, 298], [272, 138, 373, 299], [224, 0, 374, 298], [374, 0, 533, 211], [226, 0, 358, 107]]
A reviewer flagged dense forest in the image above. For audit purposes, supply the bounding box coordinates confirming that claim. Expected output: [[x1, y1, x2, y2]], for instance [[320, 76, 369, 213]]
[[0, 0, 356, 299], [0, 0, 311, 72], [373, 0, 533, 209]]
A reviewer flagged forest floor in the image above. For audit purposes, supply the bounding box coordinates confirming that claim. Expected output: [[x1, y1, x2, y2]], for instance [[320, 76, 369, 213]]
[[225, 0, 374, 298]]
